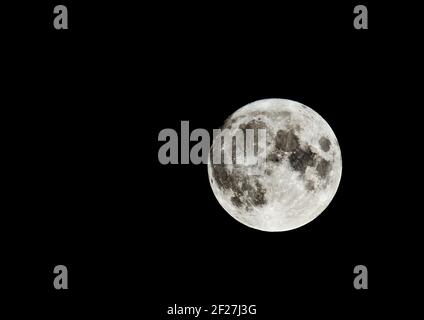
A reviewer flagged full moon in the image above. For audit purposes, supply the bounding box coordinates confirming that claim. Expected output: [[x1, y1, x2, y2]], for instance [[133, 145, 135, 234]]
[[208, 98, 342, 232]]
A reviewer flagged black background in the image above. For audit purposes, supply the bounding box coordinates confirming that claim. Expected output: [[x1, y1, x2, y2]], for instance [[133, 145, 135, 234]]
[[3, 1, 419, 318]]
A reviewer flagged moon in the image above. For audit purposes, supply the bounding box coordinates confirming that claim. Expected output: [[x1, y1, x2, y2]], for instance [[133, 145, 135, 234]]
[[208, 98, 342, 232]]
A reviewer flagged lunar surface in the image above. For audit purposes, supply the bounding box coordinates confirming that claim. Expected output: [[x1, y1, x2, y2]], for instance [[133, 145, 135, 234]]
[[208, 98, 342, 232]]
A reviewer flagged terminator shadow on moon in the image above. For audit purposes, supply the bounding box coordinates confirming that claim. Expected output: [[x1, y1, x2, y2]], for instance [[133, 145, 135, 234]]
[[207, 98, 342, 232]]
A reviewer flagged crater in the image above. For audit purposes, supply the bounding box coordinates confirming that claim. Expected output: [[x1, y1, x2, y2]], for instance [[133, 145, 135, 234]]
[[319, 137, 331, 152]]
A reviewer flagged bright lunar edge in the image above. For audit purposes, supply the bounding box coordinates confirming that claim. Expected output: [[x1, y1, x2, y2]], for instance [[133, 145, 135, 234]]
[[207, 99, 342, 232]]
